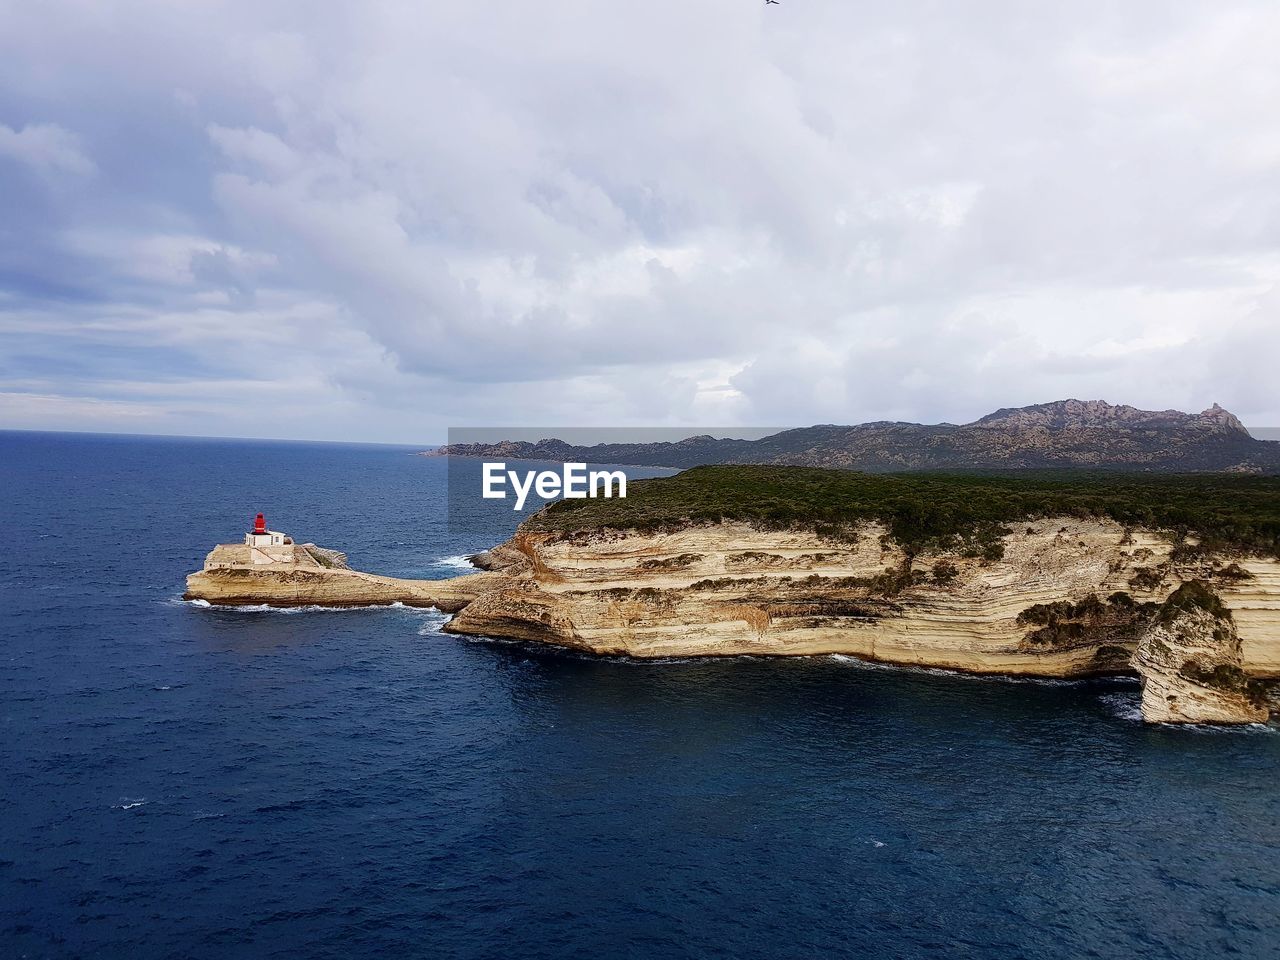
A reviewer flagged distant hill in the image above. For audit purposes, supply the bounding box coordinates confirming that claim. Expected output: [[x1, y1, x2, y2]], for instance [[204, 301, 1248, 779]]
[[430, 400, 1280, 474]]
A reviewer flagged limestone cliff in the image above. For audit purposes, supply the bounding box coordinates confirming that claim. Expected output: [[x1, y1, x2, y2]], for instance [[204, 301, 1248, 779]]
[[442, 520, 1280, 684], [185, 542, 495, 610], [185, 518, 1280, 724], [1134, 583, 1270, 724]]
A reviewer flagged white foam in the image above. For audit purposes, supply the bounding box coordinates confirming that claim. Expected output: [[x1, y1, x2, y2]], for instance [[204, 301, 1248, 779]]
[[431, 554, 478, 571], [828, 653, 1081, 686], [187, 600, 436, 614], [1099, 692, 1144, 722], [416, 611, 454, 635], [1154, 718, 1278, 735], [1098, 692, 1278, 733], [116, 799, 147, 810]]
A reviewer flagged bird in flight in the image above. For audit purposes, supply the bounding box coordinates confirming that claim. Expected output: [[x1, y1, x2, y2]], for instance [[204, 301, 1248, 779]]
[[765, 0, 779, 5]]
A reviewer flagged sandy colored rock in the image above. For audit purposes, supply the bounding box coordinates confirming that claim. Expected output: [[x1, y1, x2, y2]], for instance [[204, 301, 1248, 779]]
[[185, 543, 496, 611], [186, 518, 1280, 723], [444, 519, 1280, 681], [1135, 588, 1269, 724]]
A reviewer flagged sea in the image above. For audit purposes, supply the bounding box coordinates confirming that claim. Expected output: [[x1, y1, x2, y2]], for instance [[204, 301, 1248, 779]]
[[2, 430, 1278, 959]]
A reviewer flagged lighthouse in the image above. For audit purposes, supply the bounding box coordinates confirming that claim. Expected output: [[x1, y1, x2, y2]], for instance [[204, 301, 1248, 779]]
[[194, 514, 312, 573], [244, 514, 290, 552]]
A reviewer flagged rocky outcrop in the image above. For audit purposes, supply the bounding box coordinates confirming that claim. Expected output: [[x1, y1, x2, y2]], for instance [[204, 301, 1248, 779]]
[[185, 519, 1280, 724], [185, 543, 495, 610], [1134, 583, 1270, 724], [973, 400, 1247, 436], [428, 399, 1280, 473], [442, 520, 1280, 682]]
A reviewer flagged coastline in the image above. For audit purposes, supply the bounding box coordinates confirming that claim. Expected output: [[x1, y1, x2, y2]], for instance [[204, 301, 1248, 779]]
[[186, 514, 1280, 723]]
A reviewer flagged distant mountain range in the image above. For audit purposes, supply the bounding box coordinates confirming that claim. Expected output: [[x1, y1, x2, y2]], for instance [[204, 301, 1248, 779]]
[[429, 400, 1280, 473]]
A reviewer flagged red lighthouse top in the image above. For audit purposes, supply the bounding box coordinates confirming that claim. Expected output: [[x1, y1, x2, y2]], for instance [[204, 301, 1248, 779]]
[[253, 513, 267, 535]]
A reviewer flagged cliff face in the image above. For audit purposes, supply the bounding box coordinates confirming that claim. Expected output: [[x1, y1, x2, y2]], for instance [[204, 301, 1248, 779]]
[[443, 520, 1280, 681], [185, 519, 1280, 723], [1134, 585, 1270, 724]]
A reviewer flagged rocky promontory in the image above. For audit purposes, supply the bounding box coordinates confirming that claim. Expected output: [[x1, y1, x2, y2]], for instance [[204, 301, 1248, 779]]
[[185, 540, 495, 611], [1134, 583, 1270, 724], [186, 467, 1280, 725]]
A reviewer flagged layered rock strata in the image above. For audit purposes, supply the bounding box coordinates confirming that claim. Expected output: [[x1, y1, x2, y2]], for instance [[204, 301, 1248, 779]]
[[445, 521, 1280, 679], [185, 542, 494, 611], [186, 519, 1280, 723], [1134, 584, 1270, 724]]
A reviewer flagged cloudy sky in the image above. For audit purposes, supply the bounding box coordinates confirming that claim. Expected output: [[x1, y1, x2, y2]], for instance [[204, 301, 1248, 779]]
[[1, 1, 1278, 442]]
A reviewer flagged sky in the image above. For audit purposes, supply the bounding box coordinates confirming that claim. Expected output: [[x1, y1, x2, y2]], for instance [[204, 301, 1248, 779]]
[[1, 1, 1278, 443]]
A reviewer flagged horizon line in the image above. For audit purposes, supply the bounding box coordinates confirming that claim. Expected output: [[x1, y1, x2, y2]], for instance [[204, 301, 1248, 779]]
[[0, 426, 443, 448]]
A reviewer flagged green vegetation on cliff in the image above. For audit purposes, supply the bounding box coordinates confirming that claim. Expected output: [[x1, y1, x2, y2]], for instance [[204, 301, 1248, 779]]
[[529, 465, 1280, 558], [1015, 592, 1157, 650], [1158, 580, 1233, 624]]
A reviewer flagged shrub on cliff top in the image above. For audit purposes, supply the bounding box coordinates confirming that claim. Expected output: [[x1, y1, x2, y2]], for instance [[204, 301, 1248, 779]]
[[931, 560, 959, 585], [1157, 581, 1231, 625], [1178, 659, 1269, 706], [529, 465, 1280, 558], [1016, 592, 1159, 649]]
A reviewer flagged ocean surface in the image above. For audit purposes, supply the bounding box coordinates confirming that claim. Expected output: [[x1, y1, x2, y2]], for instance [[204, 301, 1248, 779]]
[[2, 431, 1278, 960]]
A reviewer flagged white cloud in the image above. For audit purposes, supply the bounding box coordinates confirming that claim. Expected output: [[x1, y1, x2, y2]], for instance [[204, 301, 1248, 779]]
[[0, 122, 94, 176], [0, 391, 163, 425], [0, 0, 1279, 440]]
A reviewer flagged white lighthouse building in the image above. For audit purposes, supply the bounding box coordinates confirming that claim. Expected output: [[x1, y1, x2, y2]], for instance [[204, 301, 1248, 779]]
[[197, 514, 347, 575], [244, 513, 295, 564]]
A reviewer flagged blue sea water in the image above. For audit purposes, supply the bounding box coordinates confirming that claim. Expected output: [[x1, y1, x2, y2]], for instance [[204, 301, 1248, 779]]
[[2, 430, 1278, 960]]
